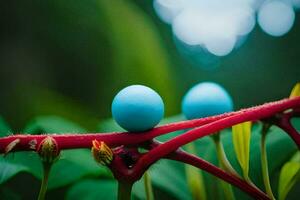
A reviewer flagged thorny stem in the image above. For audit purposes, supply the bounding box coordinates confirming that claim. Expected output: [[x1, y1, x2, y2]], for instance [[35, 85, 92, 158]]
[[260, 123, 275, 200], [38, 163, 52, 200]]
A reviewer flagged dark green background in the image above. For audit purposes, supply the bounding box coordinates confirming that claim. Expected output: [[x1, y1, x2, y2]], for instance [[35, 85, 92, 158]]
[[0, 1, 299, 199], [0, 0, 299, 131]]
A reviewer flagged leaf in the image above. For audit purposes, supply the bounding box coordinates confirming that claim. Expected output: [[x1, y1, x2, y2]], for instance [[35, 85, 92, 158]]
[[0, 156, 29, 184], [290, 82, 300, 98], [23, 115, 86, 134], [149, 160, 192, 200], [185, 143, 207, 200], [99, 116, 299, 200], [278, 152, 300, 200], [66, 179, 118, 200], [0, 118, 28, 185], [232, 121, 252, 178], [1, 116, 111, 188], [97, 0, 177, 115]]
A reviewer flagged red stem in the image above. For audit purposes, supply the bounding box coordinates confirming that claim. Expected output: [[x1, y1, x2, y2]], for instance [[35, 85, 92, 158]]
[[168, 150, 270, 200], [275, 113, 300, 149], [132, 97, 300, 176], [1, 97, 299, 199], [0, 97, 299, 154]]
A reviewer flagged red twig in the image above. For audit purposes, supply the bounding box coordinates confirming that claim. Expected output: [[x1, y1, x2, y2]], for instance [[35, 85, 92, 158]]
[[132, 97, 300, 175], [167, 150, 270, 200], [274, 111, 300, 149], [1, 97, 299, 199], [0, 97, 299, 154]]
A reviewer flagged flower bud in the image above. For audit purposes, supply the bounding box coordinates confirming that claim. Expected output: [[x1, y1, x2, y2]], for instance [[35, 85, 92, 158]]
[[91, 140, 113, 166], [37, 136, 60, 164]]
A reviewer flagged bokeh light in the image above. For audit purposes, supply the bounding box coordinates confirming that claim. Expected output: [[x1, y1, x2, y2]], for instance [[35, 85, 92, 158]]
[[258, 1, 295, 37], [154, 0, 298, 60]]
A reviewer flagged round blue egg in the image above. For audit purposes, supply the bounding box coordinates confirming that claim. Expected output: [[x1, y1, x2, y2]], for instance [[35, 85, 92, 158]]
[[182, 82, 233, 119], [112, 85, 164, 132]]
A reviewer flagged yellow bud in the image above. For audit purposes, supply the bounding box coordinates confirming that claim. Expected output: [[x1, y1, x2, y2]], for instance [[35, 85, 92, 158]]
[[91, 140, 113, 166]]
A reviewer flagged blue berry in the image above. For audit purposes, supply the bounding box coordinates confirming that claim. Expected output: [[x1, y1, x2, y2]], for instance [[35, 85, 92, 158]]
[[111, 85, 164, 132], [182, 82, 233, 119]]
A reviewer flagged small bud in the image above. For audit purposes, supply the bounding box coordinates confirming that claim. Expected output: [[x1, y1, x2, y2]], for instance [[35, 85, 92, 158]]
[[37, 136, 60, 163], [91, 140, 113, 166]]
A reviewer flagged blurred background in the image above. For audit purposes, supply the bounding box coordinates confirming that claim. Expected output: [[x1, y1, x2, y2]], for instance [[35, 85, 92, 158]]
[[0, 0, 299, 131]]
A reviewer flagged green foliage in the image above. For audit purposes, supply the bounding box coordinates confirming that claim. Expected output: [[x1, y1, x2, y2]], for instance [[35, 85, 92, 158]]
[[185, 143, 207, 200], [66, 179, 118, 200], [232, 122, 252, 179], [0, 116, 111, 190], [278, 152, 300, 200], [0, 115, 299, 199]]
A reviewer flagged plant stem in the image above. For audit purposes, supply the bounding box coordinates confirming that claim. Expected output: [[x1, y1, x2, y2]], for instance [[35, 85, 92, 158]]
[[144, 171, 154, 200], [261, 124, 275, 200], [212, 133, 236, 200], [212, 133, 239, 177], [220, 180, 236, 200], [185, 143, 207, 200], [276, 116, 300, 149], [38, 163, 52, 200], [1, 97, 299, 153], [133, 97, 300, 179], [118, 181, 133, 200], [168, 150, 270, 200]]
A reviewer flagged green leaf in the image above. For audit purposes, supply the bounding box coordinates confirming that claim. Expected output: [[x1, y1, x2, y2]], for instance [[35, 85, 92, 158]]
[[23, 115, 86, 134], [278, 152, 300, 200], [66, 179, 118, 200], [1, 116, 111, 188], [97, 0, 177, 115], [0, 118, 27, 185], [48, 149, 112, 189], [232, 122, 252, 179], [149, 160, 191, 200], [24, 116, 111, 189], [0, 156, 29, 184]]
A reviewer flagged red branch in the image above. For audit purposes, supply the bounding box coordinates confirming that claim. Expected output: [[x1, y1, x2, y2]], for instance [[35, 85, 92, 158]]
[[129, 97, 300, 175], [0, 97, 299, 154], [168, 150, 269, 200], [1, 97, 299, 199]]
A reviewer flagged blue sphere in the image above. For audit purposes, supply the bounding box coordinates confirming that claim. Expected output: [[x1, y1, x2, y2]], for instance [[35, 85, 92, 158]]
[[112, 85, 164, 132], [182, 82, 233, 119]]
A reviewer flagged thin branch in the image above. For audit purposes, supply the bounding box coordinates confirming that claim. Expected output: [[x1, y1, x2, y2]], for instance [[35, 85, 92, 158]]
[[132, 97, 300, 176], [0, 97, 299, 153], [167, 150, 270, 200]]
